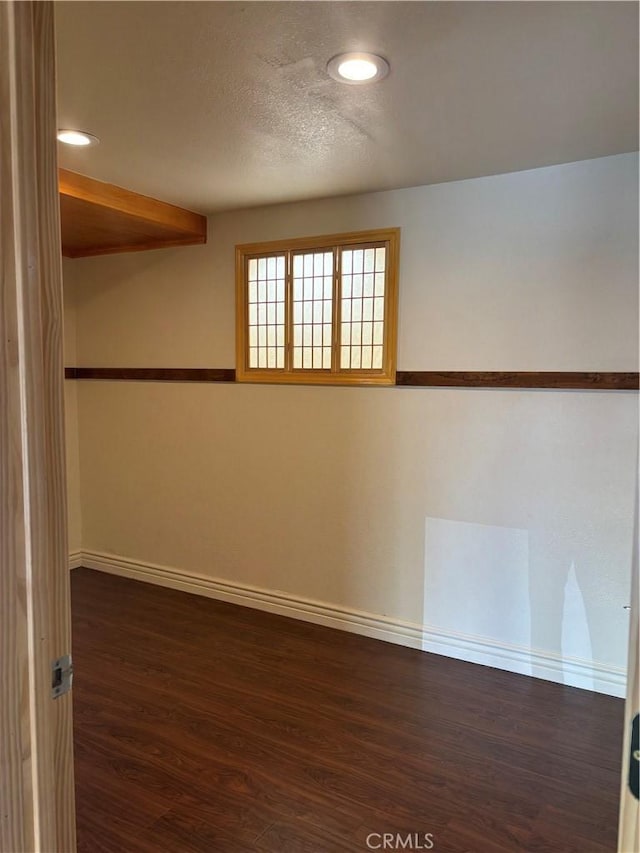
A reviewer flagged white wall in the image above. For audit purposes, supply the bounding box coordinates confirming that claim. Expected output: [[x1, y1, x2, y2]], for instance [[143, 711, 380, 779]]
[[65, 153, 639, 695]]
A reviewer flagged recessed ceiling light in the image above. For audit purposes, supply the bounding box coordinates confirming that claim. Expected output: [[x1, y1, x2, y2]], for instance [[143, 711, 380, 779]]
[[327, 52, 389, 85], [57, 129, 100, 147]]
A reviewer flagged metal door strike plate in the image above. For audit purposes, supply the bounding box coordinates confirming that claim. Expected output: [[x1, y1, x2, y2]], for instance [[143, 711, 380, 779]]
[[51, 654, 73, 699]]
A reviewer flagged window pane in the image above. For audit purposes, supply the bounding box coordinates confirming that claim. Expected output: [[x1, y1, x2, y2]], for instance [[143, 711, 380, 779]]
[[293, 250, 333, 371], [340, 243, 387, 372], [364, 248, 375, 273], [304, 254, 313, 277], [304, 279, 313, 301], [247, 253, 286, 371]]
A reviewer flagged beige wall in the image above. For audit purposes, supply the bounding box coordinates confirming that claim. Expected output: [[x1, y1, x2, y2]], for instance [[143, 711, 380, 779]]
[[64, 153, 639, 695]]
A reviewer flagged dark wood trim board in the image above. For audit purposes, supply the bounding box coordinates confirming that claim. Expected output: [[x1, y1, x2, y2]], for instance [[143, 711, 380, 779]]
[[395, 371, 639, 391], [64, 367, 638, 390], [65, 367, 235, 383]]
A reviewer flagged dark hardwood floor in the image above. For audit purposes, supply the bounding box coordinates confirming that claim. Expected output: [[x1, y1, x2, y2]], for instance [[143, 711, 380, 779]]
[[72, 568, 624, 853]]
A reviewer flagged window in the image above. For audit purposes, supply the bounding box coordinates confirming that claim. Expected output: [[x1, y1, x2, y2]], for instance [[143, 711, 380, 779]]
[[235, 228, 399, 385]]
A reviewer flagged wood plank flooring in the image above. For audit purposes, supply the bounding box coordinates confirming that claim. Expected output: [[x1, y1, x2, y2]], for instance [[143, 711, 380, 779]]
[[72, 568, 624, 853]]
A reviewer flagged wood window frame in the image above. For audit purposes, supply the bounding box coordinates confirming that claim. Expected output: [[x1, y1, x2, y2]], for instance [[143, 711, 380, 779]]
[[235, 228, 400, 386]]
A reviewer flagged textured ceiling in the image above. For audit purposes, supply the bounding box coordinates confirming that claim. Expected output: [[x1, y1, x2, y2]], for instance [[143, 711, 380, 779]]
[[55, 1, 639, 214]]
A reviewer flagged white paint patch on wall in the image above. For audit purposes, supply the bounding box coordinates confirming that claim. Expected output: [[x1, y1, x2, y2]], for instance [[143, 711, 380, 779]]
[[561, 562, 595, 691], [423, 517, 531, 673], [421, 517, 616, 691]]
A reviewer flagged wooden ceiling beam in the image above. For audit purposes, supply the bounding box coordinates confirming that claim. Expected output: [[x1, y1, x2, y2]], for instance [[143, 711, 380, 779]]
[[59, 169, 207, 258]]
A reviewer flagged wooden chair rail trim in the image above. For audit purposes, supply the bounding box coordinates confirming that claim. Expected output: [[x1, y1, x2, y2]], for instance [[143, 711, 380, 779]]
[[65, 367, 236, 383], [64, 367, 639, 390], [396, 371, 639, 390]]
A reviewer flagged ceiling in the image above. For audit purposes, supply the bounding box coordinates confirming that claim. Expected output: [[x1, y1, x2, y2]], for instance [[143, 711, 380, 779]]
[[55, 1, 639, 215]]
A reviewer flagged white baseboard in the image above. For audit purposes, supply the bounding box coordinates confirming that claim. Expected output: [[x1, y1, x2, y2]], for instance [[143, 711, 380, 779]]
[[419, 622, 626, 697], [69, 550, 83, 570], [71, 549, 627, 698]]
